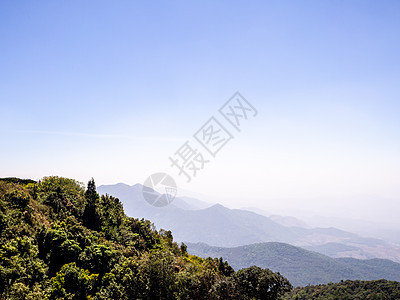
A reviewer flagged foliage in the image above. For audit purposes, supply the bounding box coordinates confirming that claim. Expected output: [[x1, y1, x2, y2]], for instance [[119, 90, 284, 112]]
[[82, 178, 102, 231], [50, 262, 98, 299], [234, 266, 292, 299], [0, 178, 36, 185], [0, 176, 292, 299], [283, 279, 400, 299]]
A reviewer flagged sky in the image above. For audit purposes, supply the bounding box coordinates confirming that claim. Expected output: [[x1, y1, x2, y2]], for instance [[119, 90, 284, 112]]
[[1, 1, 400, 227]]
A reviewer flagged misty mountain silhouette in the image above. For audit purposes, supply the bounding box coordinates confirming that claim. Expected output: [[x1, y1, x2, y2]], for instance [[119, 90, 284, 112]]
[[98, 183, 400, 263]]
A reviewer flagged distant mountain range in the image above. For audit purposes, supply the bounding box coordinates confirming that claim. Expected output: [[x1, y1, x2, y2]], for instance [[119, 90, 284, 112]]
[[98, 183, 400, 263], [186, 242, 400, 287]]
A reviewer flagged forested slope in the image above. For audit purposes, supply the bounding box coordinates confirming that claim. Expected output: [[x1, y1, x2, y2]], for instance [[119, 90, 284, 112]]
[[283, 279, 400, 299], [0, 177, 291, 299]]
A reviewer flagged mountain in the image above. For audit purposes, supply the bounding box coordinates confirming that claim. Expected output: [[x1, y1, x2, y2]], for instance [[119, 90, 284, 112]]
[[302, 214, 400, 246], [98, 183, 400, 263], [99, 183, 304, 246], [0, 177, 291, 299], [172, 196, 212, 210], [241, 207, 310, 229], [269, 215, 310, 228], [186, 242, 400, 287]]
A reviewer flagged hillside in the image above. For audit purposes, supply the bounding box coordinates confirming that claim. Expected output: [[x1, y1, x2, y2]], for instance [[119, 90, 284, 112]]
[[283, 279, 400, 299], [98, 183, 400, 263], [187, 242, 400, 287], [0, 177, 291, 299]]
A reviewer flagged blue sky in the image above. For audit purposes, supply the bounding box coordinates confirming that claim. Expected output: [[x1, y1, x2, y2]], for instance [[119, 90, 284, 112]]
[[1, 1, 399, 225]]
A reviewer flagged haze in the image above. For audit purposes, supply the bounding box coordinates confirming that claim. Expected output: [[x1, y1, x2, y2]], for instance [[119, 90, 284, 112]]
[[1, 1, 399, 229]]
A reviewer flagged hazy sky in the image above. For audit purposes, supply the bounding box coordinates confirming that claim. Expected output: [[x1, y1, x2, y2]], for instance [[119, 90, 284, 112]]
[[1, 1, 399, 226]]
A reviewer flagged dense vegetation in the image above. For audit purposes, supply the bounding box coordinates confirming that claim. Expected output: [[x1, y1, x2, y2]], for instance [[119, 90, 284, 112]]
[[283, 279, 400, 299], [0, 177, 292, 299]]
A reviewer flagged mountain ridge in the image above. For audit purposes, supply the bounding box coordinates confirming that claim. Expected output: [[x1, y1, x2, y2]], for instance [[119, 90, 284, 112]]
[[186, 241, 400, 287], [98, 183, 400, 263]]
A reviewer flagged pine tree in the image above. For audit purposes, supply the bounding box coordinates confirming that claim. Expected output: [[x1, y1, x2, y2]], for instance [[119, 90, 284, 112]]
[[82, 178, 101, 231]]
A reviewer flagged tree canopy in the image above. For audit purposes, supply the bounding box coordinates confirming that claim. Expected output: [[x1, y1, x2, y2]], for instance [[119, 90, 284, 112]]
[[284, 279, 400, 299]]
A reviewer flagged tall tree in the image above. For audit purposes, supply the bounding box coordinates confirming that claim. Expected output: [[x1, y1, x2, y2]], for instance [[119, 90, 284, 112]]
[[82, 178, 101, 231], [85, 178, 98, 203]]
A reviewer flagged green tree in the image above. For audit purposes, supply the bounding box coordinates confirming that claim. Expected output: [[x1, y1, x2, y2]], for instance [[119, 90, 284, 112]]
[[49, 262, 98, 299], [0, 237, 46, 297], [79, 244, 118, 276], [233, 266, 292, 299], [36, 222, 81, 275], [82, 178, 101, 231]]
